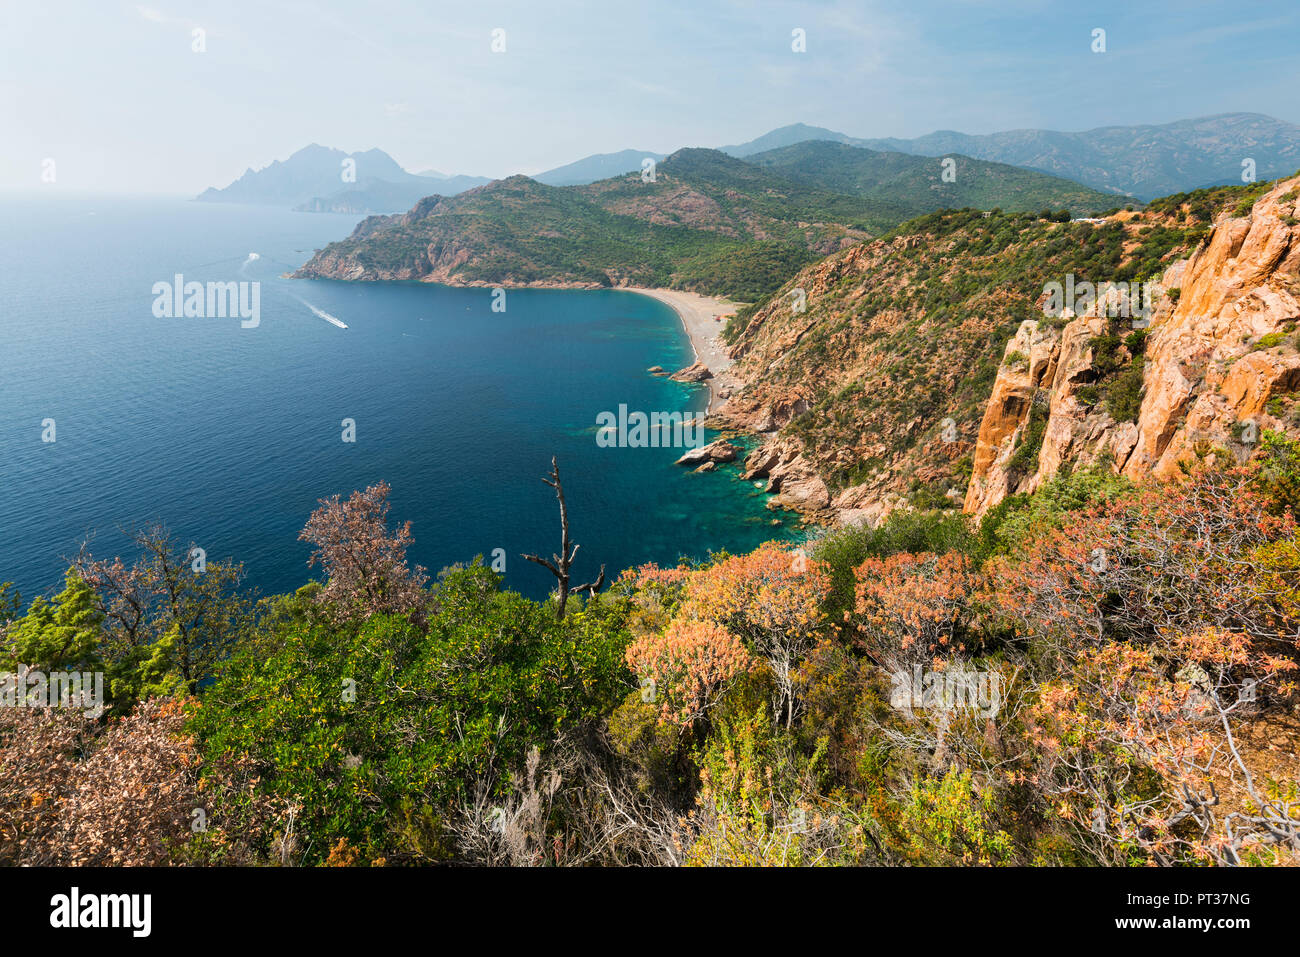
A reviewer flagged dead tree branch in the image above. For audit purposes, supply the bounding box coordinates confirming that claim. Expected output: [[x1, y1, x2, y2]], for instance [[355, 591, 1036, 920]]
[[522, 457, 605, 619]]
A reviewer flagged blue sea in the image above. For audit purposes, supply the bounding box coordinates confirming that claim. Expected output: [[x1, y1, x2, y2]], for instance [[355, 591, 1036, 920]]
[[0, 195, 797, 602]]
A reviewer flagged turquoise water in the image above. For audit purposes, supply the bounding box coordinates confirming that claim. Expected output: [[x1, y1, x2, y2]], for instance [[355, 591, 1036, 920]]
[[0, 195, 795, 601]]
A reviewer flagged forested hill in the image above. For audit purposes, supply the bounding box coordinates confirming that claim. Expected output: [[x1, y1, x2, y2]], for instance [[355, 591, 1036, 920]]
[[293, 147, 1121, 300], [745, 140, 1120, 217]]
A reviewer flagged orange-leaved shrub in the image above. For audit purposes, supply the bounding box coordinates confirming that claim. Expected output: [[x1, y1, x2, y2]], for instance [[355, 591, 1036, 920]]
[[684, 543, 832, 727], [991, 465, 1300, 864], [624, 619, 751, 727], [853, 551, 982, 672]]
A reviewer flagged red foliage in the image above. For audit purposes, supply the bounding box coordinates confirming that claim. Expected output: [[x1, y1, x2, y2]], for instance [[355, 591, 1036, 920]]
[[299, 481, 429, 625]]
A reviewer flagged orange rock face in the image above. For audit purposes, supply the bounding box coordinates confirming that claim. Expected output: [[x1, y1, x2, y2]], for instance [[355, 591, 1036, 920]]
[[965, 175, 1300, 516]]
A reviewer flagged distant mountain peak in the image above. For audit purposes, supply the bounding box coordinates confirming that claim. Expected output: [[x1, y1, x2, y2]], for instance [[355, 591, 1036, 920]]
[[197, 144, 489, 212], [533, 148, 667, 187]]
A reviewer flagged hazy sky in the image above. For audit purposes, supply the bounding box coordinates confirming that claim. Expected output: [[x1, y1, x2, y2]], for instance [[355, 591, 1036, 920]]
[[3, 0, 1298, 193]]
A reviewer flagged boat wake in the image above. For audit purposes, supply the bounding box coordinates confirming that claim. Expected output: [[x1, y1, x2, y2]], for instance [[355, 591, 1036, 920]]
[[294, 296, 348, 329]]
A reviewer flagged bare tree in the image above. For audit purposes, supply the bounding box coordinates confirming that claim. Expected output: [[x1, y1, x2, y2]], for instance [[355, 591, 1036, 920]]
[[522, 457, 604, 620]]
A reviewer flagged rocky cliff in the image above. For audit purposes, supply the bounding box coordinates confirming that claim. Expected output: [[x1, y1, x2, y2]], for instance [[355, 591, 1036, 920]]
[[966, 175, 1300, 515], [711, 176, 1300, 526]]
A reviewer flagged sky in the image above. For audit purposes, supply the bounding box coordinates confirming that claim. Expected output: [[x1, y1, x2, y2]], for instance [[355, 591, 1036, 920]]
[[2, 0, 1298, 194]]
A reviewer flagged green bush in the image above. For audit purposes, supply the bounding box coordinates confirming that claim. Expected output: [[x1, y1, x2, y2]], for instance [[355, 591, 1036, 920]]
[[190, 563, 633, 864], [1007, 399, 1049, 476], [810, 509, 976, 627], [1105, 356, 1145, 423], [976, 464, 1132, 558]]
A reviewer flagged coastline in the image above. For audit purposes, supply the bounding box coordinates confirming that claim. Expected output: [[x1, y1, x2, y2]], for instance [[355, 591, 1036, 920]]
[[286, 269, 743, 413], [626, 287, 740, 412]]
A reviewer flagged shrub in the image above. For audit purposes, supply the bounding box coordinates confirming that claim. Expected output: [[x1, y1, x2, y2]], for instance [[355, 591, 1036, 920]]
[[977, 464, 1132, 559], [684, 543, 832, 727], [812, 511, 976, 627], [0, 698, 279, 866], [1007, 399, 1049, 476], [624, 619, 752, 728], [891, 768, 1015, 865], [191, 563, 631, 864], [854, 551, 982, 670], [299, 481, 429, 626], [682, 705, 872, 866], [1104, 355, 1145, 423]]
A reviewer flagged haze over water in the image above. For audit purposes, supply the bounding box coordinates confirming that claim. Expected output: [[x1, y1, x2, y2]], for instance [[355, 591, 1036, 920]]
[[0, 196, 796, 601]]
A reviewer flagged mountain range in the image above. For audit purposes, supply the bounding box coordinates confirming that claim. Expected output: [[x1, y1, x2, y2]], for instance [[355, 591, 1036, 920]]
[[722, 113, 1300, 200], [744, 141, 1119, 214], [199, 113, 1300, 218]]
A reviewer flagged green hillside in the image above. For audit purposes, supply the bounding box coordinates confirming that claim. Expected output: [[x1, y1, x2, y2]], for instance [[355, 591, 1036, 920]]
[[297, 146, 1124, 299], [296, 150, 884, 299], [744, 140, 1123, 216]]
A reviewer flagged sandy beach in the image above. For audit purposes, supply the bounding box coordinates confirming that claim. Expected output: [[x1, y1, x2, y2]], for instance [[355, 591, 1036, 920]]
[[628, 287, 740, 411]]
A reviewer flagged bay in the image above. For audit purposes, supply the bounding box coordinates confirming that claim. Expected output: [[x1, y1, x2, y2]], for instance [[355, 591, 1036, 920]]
[[0, 195, 796, 602]]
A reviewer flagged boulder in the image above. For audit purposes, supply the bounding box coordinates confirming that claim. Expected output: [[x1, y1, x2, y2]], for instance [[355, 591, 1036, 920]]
[[669, 361, 713, 382], [772, 473, 830, 510], [675, 439, 740, 466]]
